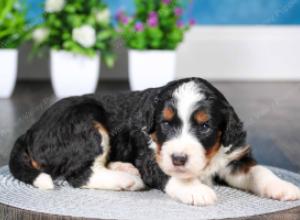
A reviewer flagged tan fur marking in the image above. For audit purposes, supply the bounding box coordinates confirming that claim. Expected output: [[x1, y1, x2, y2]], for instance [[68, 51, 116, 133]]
[[93, 121, 110, 165], [239, 160, 257, 174], [94, 121, 108, 134], [155, 152, 162, 163], [194, 111, 209, 123], [205, 131, 222, 161], [151, 132, 162, 161], [31, 159, 41, 170], [230, 148, 257, 175], [163, 107, 175, 121], [151, 132, 158, 143]]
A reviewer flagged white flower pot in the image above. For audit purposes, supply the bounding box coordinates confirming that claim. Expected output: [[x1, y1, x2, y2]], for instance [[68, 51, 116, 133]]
[[50, 50, 100, 98], [0, 49, 18, 98], [129, 50, 176, 91]]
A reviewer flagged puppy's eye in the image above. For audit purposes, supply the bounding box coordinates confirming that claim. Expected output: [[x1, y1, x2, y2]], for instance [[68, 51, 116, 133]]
[[199, 122, 210, 133]]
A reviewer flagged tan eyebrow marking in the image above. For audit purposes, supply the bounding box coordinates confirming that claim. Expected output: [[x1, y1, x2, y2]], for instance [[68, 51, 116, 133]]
[[162, 107, 175, 121], [194, 111, 209, 123]]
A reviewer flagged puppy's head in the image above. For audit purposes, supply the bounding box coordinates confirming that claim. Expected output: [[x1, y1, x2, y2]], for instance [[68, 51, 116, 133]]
[[149, 78, 246, 179]]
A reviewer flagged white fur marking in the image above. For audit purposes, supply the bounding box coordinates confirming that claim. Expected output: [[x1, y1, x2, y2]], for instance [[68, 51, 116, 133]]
[[159, 135, 207, 179], [199, 146, 231, 184], [148, 139, 158, 151], [173, 81, 204, 137], [83, 167, 144, 191], [33, 173, 54, 190], [165, 177, 217, 206], [108, 162, 141, 177]]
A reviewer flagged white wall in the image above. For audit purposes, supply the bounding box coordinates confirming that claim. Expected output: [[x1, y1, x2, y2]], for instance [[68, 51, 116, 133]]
[[177, 26, 300, 81]]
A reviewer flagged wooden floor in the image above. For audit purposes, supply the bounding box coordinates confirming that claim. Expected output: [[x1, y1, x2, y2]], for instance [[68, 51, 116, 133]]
[[1, 80, 300, 172], [0, 80, 300, 220]]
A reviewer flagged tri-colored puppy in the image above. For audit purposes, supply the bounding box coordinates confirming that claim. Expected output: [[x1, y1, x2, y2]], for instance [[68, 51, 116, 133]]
[[9, 78, 300, 206]]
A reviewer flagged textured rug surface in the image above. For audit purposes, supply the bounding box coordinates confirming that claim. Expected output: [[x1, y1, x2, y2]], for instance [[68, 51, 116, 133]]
[[0, 166, 299, 220]]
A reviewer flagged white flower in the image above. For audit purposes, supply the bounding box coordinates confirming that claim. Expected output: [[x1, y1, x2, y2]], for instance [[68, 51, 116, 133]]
[[72, 25, 96, 48], [45, 0, 65, 13], [96, 9, 111, 24], [13, 2, 22, 10], [32, 28, 49, 44]]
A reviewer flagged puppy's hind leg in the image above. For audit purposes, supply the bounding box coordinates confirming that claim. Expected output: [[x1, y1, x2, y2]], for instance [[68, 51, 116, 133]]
[[81, 122, 144, 191], [9, 135, 54, 190], [219, 155, 300, 201]]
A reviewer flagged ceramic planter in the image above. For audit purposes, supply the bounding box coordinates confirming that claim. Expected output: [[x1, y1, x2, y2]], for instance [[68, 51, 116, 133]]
[[0, 49, 18, 98], [50, 50, 100, 98], [128, 50, 176, 91]]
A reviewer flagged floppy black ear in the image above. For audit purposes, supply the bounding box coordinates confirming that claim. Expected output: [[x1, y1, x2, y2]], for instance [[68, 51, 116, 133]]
[[222, 104, 247, 148], [131, 95, 160, 134]]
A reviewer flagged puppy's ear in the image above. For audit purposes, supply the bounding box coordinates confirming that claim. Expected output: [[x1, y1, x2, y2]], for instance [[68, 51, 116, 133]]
[[133, 96, 159, 134], [221, 104, 247, 148]]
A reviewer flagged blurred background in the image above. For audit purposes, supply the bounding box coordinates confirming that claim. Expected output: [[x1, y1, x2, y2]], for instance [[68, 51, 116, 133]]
[[21, 0, 300, 80], [0, 0, 300, 174]]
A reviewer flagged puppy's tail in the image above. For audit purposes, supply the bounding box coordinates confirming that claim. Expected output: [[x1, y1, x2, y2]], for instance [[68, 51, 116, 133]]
[[9, 135, 54, 189]]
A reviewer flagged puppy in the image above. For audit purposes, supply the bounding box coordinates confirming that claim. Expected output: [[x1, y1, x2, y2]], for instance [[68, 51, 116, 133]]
[[107, 77, 300, 206], [9, 78, 300, 206]]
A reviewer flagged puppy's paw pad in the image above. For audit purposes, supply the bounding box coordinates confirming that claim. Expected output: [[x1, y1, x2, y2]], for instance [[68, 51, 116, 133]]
[[33, 173, 54, 190], [108, 162, 141, 177], [259, 179, 300, 201]]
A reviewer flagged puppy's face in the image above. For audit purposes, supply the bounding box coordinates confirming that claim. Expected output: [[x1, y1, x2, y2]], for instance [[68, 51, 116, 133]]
[[152, 80, 226, 179]]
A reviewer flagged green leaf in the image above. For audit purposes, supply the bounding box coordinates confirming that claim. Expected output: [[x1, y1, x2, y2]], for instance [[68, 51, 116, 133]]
[[0, 0, 28, 48], [97, 30, 112, 41]]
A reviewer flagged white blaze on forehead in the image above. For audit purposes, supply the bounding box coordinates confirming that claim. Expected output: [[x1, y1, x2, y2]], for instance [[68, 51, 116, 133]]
[[173, 81, 205, 133]]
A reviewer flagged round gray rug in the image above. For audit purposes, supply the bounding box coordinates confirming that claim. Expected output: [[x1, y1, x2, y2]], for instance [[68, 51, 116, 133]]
[[0, 166, 299, 220]]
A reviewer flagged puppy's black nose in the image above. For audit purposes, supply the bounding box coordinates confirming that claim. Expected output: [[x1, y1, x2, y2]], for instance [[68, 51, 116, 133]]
[[171, 154, 188, 166]]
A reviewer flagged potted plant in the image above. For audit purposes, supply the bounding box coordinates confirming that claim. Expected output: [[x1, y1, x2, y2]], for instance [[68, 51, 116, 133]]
[[117, 0, 194, 90], [0, 0, 27, 98], [32, 0, 115, 98]]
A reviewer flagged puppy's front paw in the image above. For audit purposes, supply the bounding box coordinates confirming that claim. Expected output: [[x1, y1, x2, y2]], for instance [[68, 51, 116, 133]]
[[165, 178, 217, 206], [256, 178, 300, 201]]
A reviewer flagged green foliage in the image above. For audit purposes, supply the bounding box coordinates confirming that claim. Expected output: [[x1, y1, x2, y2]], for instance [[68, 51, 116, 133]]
[[117, 0, 191, 50], [0, 0, 28, 48], [33, 0, 115, 67]]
